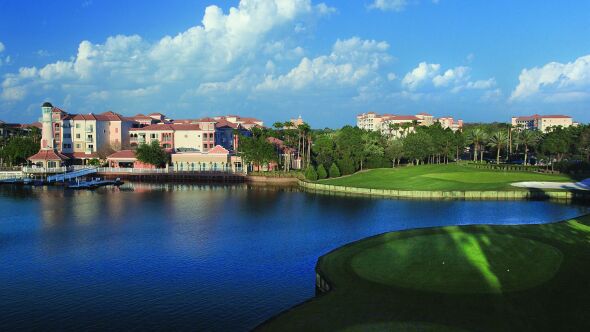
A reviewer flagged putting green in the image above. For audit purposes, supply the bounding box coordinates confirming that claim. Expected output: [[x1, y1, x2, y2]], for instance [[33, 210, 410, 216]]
[[340, 321, 466, 332], [350, 232, 563, 294]]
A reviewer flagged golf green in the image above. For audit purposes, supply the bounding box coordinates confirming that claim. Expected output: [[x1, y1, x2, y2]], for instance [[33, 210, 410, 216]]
[[318, 164, 572, 191], [257, 215, 590, 331]]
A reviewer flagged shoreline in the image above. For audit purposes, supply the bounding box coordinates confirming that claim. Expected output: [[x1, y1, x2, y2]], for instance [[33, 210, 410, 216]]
[[298, 179, 590, 201]]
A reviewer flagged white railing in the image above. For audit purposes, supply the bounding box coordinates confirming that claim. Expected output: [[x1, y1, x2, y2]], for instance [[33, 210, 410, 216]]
[[22, 166, 69, 174], [97, 167, 172, 174], [96, 167, 241, 175], [0, 171, 23, 180]]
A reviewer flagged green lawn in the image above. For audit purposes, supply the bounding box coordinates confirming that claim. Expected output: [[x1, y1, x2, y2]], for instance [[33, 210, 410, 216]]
[[318, 164, 573, 191], [257, 215, 590, 331]]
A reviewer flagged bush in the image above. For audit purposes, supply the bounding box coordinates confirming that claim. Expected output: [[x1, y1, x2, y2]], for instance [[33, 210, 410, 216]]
[[337, 157, 356, 175], [317, 164, 328, 179], [87, 158, 101, 166], [329, 163, 341, 178], [305, 166, 318, 181]]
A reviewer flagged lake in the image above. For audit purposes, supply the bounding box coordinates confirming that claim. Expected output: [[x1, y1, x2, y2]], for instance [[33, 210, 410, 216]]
[[0, 183, 587, 331]]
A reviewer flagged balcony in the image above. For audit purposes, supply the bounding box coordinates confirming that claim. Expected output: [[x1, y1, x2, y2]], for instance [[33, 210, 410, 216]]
[[85, 136, 93, 143], [85, 127, 94, 133]]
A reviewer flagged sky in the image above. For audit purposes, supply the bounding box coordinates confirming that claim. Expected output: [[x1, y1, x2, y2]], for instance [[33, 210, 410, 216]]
[[0, 0, 589, 128]]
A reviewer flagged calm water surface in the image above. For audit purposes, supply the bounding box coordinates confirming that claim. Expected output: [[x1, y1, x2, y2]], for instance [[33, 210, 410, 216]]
[[0, 183, 587, 331]]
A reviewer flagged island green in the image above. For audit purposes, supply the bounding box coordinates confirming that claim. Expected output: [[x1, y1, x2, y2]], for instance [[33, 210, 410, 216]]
[[318, 164, 572, 191], [258, 214, 590, 331]]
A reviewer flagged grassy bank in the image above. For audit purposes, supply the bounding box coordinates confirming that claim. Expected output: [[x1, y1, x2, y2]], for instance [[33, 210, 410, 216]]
[[318, 164, 572, 191], [258, 214, 590, 331]]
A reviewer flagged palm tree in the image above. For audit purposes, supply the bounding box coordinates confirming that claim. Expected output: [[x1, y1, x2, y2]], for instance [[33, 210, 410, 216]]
[[466, 128, 485, 162], [517, 130, 541, 165], [488, 131, 509, 165], [479, 131, 489, 162]]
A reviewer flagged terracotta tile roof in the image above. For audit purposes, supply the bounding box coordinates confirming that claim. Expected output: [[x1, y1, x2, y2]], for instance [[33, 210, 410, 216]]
[[133, 114, 154, 120], [71, 113, 111, 121], [197, 117, 217, 122], [28, 150, 70, 161], [514, 114, 571, 121], [207, 145, 229, 154], [107, 150, 136, 160], [215, 119, 238, 129], [129, 123, 201, 131]]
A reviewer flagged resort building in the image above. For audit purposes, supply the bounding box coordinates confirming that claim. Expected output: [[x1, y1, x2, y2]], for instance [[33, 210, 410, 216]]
[[106, 150, 155, 169], [171, 145, 243, 172], [28, 102, 69, 168], [436, 117, 464, 132], [27, 101, 266, 171], [511, 114, 575, 132], [0, 120, 31, 139], [357, 112, 463, 137], [129, 123, 212, 151]]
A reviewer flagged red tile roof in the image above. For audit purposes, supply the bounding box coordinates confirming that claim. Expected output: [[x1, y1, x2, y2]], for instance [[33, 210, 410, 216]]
[[215, 119, 238, 129], [28, 150, 69, 161], [129, 123, 201, 131], [107, 150, 136, 160], [514, 114, 571, 121], [207, 145, 229, 154]]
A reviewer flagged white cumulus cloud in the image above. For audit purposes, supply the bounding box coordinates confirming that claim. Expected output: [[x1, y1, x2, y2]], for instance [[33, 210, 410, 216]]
[[256, 37, 391, 90], [510, 54, 590, 102], [402, 62, 441, 90], [0, 0, 329, 106], [369, 0, 409, 12]]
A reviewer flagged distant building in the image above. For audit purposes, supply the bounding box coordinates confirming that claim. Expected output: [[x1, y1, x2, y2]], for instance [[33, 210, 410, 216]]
[[511, 114, 575, 133], [357, 112, 463, 137], [0, 120, 30, 139], [284, 116, 305, 129]]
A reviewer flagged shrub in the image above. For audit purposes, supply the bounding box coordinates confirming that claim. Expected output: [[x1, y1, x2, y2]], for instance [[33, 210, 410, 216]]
[[317, 164, 328, 179], [329, 163, 341, 178], [305, 166, 318, 181], [337, 157, 355, 175]]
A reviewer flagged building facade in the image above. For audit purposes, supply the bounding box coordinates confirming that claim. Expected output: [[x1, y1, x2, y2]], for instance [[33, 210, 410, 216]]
[[357, 112, 463, 137], [511, 114, 575, 132]]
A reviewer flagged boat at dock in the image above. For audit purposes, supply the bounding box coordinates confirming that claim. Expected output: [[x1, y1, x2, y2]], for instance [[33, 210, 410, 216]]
[[67, 177, 124, 190]]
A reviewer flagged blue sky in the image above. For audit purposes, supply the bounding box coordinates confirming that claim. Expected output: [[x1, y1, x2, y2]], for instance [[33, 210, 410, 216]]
[[0, 0, 589, 127]]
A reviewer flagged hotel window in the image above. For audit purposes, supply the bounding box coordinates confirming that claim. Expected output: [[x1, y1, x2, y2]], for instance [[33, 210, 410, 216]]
[[88, 144, 94, 149], [151, 134, 157, 139], [63, 144, 72, 149], [76, 123, 81, 129], [64, 133, 71, 138], [76, 133, 81, 139], [76, 144, 81, 149]]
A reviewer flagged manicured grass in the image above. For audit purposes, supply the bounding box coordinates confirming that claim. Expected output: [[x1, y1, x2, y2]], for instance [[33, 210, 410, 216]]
[[318, 164, 573, 191], [258, 215, 590, 331]]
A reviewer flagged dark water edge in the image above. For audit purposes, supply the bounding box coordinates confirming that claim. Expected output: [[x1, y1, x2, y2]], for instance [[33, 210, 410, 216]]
[[1, 183, 588, 331]]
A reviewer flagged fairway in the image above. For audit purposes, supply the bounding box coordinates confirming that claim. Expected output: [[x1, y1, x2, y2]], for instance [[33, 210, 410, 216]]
[[318, 164, 572, 191], [258, 215, 590, 332]]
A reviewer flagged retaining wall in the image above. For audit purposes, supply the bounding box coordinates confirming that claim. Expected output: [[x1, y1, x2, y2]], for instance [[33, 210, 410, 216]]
[[298, 180, 590, 201]]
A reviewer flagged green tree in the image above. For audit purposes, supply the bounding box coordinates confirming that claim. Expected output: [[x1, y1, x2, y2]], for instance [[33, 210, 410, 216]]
[[329, 163, 340, 178], [135, 140, 168, 167], [488, 131, 509, 164], [359, 131, 384, 170], [238, 135, 277, 171], [337, 156, 356, 175], [316, 164, 328, 179], [384, 139, 404, 167], [516, 130, 541, 165], [305, 166, 318, 181], [403, 131, 433, 165], [466, 128, 486, 162], [0, 136, 39, 166]]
